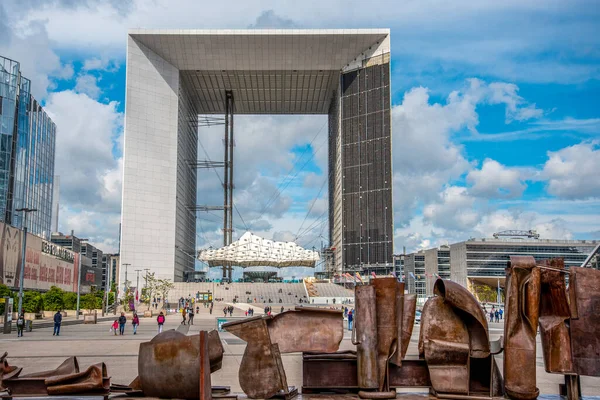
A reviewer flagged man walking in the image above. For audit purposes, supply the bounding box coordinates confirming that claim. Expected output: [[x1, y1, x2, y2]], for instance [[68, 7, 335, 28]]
[[16, 313, 25, 337], [347, 310, 353, 331], [118, 312, 127, 335], [188, 307, 194, 325], [53, 310, 62, 336]]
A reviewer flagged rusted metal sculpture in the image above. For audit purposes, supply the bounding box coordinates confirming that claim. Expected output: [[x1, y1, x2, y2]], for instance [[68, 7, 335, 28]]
[[504, 256, 541, 400], [419, 279, 503, 398], [136, 329, 224, 399], [0, 355, 109, 396], [534, 259, 600, 400], [223, 306, 343, 399]]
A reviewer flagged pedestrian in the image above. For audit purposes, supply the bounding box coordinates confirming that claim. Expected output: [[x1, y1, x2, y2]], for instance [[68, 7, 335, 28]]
[[118, 312, 127, 335], [157, 311, 165, 333], [495, 310, 499, 323], [196, 306, 199, 315], [132, 312, 140, 335], [209, 303, 213, 315], [280, 306, 284, 313], [223, 307, 227, 317], [489, 310, 494, 322], [348, 310, 353, 331], [499, 308, 503, 320], [181, 308, 187, 325], [188, 307, 194, 325], [53, 310, 63, 336], [16, 313, 25, 337], [111, 320, 119, 336], [344, 307, 348, 318]]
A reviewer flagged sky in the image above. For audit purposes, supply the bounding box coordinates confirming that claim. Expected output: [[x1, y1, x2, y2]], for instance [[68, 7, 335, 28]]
[[1, 0, 599, 277]]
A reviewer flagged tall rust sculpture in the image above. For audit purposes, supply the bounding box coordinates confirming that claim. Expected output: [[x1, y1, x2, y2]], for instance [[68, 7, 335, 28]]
[[534, 259, 600, 400], [352, 278, 415, 399], [419, 279, 503, 398], [223, 307, 343, 399], [504, 256, 541, 400]]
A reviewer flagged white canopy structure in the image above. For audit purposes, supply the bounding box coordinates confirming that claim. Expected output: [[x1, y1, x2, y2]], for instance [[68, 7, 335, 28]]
[[198, 232, 320, 267]]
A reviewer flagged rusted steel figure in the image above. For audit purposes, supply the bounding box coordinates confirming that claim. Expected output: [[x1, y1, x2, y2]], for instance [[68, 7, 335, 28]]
[[352, 277, 413, 399], [538, 258, 572, 374], [223, 307, 343, 399], [0, 355, 109, 396], [419, 279, 503, 397], [136, 329, 224, 399], [504, 256, 541, 400]]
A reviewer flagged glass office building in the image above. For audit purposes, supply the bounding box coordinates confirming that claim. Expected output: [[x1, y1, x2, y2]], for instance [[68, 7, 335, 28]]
[[0, 55, 56, 238]]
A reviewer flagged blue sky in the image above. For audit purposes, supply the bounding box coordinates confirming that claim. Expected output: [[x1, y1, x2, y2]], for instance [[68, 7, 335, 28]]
[[0, 1, 599, 271]]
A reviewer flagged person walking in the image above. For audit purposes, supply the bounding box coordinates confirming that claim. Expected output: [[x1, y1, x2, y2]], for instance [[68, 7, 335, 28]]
[[489, 310, 494, 323], [348, 310, 353, 331], [118, 312, 127, 335], [16, 313, 25, 337], [181, 308, 187, 325], [499, 308, 503, 320], [132, 312, 140, 335], [111, 320, 119, 336], [157, 312, 165, 333], [188, 307, 194, 325], [223, 307, 227, 317], [209, 303, 213, 315], [494, 310, 499, 323], [53, 310, 62, 336]]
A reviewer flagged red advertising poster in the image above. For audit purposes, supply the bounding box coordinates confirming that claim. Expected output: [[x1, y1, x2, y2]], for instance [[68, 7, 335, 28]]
[[0, 223, 22, 288]]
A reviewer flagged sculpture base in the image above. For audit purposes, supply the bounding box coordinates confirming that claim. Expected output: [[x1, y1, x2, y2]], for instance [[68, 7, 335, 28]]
[[358, 390, 397, 399]]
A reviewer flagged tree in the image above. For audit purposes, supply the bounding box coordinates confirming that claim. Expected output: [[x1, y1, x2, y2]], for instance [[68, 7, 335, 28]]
[[81, 293, 100, 314], [156, 279, 174, 310], [142, 272, 158, 310], [63, 292, 78, 310], [42, 286, 65, 311], [22, 291, 43, 313], [472, 283, 499, 304]]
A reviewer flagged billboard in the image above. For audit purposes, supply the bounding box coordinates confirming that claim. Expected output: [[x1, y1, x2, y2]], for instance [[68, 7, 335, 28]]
[[0, 222, 77, 292]]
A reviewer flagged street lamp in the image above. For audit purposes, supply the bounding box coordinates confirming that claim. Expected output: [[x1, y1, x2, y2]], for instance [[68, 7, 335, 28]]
[[75, 236, 89, 320], [122, 263, 131, 296], [135, 269, 141, 303], [16, 208, 37, 318]]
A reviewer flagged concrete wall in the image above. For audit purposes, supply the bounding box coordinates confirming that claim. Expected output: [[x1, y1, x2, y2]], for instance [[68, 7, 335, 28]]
[[120, 35, 180, 288]]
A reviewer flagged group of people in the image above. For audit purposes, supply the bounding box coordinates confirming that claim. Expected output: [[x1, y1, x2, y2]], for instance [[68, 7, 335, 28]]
[[489, 307, 503, 323], [111, 312, 140, 335], [223, 305, 235, 317], [244, 307, 255, 317], [180, 307, 195, 325], [151, 296, 162, 310]]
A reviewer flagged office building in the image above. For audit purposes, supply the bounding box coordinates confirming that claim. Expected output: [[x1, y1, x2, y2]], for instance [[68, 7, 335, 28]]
[[121, 29, 393, 285], [393, 254, 404, 280], [0, 55, 56, 239], [50, 233, 104, 291], [404, 232, 599, 304], [102, 253, 120, 289], [51, 175, 60, 232], [81, 242, 103, 290]]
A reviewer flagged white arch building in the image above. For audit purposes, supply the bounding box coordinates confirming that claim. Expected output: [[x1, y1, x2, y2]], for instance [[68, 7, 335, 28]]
[[120, 29, 394, 287]]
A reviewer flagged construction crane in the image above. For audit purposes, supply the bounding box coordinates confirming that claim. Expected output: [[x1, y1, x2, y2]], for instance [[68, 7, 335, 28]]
[[493, 230, 540, 239]]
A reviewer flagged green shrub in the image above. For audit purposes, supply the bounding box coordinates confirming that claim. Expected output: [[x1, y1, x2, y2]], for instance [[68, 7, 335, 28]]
[[63, 292, 78, 310], [22, 291, 43, 313], [42, 286, 65, 311]]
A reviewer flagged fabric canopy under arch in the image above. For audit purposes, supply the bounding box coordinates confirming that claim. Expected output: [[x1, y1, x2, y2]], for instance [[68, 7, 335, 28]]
[[198, 232, 320, 268]]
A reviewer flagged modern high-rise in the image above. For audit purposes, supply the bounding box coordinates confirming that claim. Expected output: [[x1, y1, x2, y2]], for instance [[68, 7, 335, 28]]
[[0, 55, 56, 239], [121, 29, 393, 286]]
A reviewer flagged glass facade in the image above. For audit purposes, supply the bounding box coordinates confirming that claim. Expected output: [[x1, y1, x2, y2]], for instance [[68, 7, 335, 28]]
[[464, 242, 595, 277], [0, 55, 55, 239]]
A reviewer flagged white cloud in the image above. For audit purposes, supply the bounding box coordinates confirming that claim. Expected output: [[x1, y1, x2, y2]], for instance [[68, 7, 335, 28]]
[[423, 186, 482, 231], [542, 142, 600, 199], [74, 74, 101, 99], [467, 159, 526, 198], [487, 82, 544, 122], [44, 90, 123, 211]]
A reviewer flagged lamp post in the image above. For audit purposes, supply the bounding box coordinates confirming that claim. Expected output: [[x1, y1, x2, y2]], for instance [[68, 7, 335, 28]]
[[135, 269, 141, 303], [16, 208, 37, 318], [75, 236, 89, 320], [122, 263, 131, 297]]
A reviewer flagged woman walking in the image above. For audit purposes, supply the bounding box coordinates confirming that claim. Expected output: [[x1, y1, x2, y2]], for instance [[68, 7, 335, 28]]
[[16, 313, 25, 337], [157, 312, 165, 333], [132, 312, 140, 335]]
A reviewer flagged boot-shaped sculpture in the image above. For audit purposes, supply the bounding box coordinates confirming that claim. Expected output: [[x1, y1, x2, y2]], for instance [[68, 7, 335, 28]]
[[504, 256, 541, 400]]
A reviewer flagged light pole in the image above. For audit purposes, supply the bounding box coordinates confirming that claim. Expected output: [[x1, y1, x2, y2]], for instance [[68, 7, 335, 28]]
[[75, 236, 89, 320], [16, 208, 37, 318], [122, 263, 131, 296], [144, 268, 150, 287], [135, 269, 141, 303]]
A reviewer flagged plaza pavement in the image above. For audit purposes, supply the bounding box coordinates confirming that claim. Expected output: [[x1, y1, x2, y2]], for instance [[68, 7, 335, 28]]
[[1, 304, 599, 397]]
